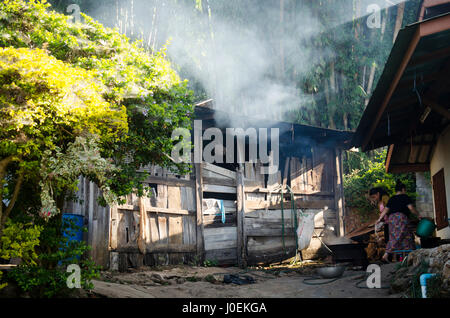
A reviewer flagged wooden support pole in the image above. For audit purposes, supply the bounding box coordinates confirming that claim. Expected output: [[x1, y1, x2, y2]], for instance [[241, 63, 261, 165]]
[[334, 148, 345, 237], [236, 166, 247, 268], [194, 123, 205, 263]]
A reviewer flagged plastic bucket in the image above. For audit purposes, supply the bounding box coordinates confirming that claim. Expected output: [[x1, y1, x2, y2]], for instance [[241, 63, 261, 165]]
[[62, 214, 84, 242], [416, 219, 436, 238]]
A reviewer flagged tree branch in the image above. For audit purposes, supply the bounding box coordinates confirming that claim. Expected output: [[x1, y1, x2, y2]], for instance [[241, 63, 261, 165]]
[[1, 170, 24, 230]]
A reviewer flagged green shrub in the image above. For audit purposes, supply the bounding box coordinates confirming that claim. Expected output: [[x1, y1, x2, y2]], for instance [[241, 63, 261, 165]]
[[0, 219, 43, 265], [343, 149, 416, 221], [7, 217, 100, 298], [0, 219, 43, 290]]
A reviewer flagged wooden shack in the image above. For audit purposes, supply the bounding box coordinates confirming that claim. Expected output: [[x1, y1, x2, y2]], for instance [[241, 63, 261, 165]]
[[64, 105, 353, 270]]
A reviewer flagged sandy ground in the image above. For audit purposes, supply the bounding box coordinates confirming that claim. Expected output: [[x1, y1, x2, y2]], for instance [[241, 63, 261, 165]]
[[90, 262, 403, 298]]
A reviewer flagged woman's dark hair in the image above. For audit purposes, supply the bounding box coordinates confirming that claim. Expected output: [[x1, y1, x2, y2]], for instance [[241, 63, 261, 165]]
[[395, 180, 406, 192], [369, 187, 388, 197]]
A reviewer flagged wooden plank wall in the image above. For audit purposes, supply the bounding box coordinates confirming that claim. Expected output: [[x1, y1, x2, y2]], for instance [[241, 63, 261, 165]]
[[67, 144, 343, 269], [242, 147, 340, 265], [202, 162, 238, 265], [110, 166, 197, 270], [63, 176, 110, 269]]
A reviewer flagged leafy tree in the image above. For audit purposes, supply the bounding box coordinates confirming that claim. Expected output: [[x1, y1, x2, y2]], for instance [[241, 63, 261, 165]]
[[0, 0, 194, 231]]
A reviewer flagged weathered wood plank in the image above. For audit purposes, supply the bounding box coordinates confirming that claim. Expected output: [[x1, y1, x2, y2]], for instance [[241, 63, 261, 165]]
[[168, 215, 183, 263], [167, 186, 182, 210], [203, 213, 236, 228], [245, 199, 335, 210], [110, 206, 118, 250], [244, 187, 334, 196], [180, 186, 195, 211], [203, 184, 236, 194], [246, 229, 296, 237], [205, 248, 237, 263], [144, 176, 194, 187], [194, 127, 205, 262], [203, 162, 236, 179], [157, 184, 168, 208], [149, 214, 160, 243], [204, 239, 237, 251], [118, 252, 128, 272], [203, 177, 236, 187], [116, 244, 196, 253], [146, 206, 192, 215], [236, 167, 246, 267], [158, 216, 168, 243]]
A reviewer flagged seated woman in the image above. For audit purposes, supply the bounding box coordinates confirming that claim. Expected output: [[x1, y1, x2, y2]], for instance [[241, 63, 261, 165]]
[[376, 180, 421, 263]]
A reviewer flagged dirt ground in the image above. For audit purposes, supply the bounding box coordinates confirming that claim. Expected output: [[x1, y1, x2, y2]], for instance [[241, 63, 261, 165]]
[[89, 262, 403, 298]]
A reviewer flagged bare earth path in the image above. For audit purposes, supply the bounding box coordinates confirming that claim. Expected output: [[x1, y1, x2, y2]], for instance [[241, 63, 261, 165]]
[[91, 263, 402, 298]]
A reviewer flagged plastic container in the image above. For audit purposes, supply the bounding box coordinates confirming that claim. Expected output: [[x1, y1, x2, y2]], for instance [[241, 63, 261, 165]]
[[416, 218, 436, 238], [59, 214, 84, 265], [62, 214, 84, 242]]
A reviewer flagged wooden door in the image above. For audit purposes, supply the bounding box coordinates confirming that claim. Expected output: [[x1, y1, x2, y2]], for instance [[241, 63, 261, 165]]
[[432, 169, 449, 230]]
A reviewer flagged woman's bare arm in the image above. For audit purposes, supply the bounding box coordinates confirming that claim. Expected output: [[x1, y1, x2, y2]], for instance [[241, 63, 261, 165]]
[[408, 205, 421, 218], [377, 207, 389, 223]]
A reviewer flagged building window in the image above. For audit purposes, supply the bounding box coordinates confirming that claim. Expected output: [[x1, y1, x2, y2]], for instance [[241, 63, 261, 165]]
[[432, 169, 449, 230]]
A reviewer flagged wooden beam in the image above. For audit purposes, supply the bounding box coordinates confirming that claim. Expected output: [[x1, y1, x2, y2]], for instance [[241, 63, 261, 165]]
[[424, 98, 450, 121], [203, 177, 236, 187], [202, 162, 236, 179], [244, 187, 334, 196], [385, 144, 395, 173], [146, 207, 192, 215], [115, 244, 196, 254], [388, 163, 430, 173], [245, 199, 335, 211], [194, 125, 205, 263], [409, 46, 450, 67], [143, 176, 194, 188], [419, 0, 450, 21], [246, 229, 296, 237], [236, 167, 246, 268], [203, 184, 236, 194], [334, 148, 345, 237]]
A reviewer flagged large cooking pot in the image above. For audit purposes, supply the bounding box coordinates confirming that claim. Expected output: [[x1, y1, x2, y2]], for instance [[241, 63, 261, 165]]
[[328, 243, 368, 267]]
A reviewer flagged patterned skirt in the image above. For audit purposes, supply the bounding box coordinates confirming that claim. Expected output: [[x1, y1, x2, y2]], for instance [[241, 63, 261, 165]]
[[385, 212, 415, 253]]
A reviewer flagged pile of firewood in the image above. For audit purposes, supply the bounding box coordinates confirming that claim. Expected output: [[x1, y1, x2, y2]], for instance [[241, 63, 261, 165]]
[[365, 231, 387, 261]]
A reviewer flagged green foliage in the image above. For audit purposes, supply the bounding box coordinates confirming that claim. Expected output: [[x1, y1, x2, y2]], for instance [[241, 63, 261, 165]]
[[0, 219, 42, 290], [7, 217, 100, 298], [343, 149, 416, 220], [203, 259, 218, 267], [0, 0, 194, 222], [0, 219, 43, 265]]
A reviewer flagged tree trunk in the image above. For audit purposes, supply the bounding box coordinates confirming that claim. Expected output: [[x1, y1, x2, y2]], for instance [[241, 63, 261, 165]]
[[0, 156, 15, 235], [393, 2, 405, 43], [365, 62, 376, 106]]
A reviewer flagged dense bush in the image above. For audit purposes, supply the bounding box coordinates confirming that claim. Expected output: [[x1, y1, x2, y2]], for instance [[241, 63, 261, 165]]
[[6, 218, 100, 298], [0, 219, 43, 290]]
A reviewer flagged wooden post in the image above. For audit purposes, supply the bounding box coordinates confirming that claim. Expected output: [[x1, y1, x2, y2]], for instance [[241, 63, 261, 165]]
[[334, 148, 345, 237], [194, 123, 205, 263], [236, 166, 247, 268]]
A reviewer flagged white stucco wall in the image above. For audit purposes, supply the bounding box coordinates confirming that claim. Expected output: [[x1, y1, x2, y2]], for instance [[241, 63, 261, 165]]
[[430, 126, 450, 239]]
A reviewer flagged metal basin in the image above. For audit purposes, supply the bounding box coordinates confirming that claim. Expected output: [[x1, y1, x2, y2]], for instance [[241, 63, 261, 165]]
[[316, 265, 346, 279]]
